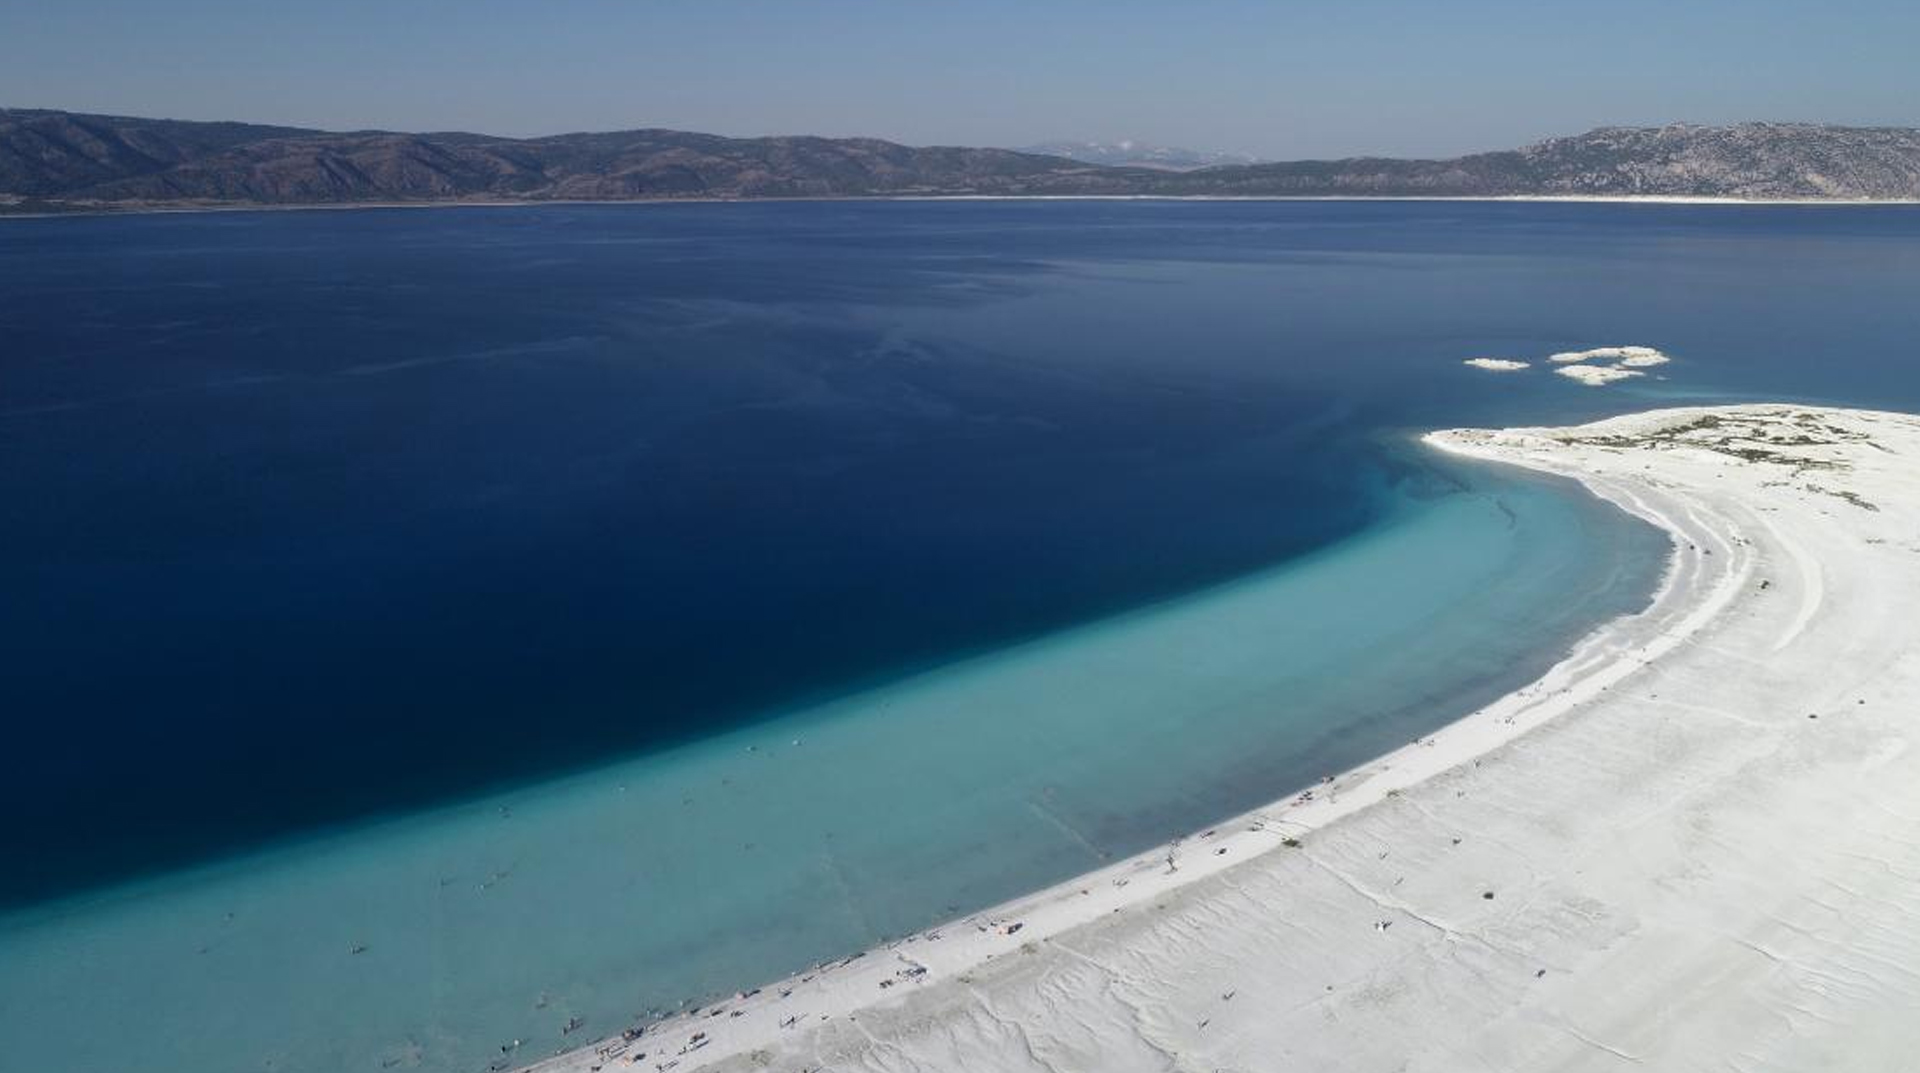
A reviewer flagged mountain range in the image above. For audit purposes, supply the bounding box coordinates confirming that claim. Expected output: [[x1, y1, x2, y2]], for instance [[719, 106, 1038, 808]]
[[5, 110, 1920, 211]]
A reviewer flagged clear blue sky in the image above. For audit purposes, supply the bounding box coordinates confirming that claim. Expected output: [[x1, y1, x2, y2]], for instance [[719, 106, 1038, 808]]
[[4, 0, 1916, 157]]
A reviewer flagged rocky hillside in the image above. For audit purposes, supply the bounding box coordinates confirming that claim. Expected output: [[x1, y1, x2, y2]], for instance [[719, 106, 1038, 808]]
[[0, 110, 310, 198], [1513, 123, 1920, 198], [1127, 123, 1920, 199], [5, 111, 1919, 210], [0, 110, 1139, 208]]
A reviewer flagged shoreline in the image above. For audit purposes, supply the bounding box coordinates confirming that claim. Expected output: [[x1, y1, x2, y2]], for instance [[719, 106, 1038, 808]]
[[0, 439, 1608, 920], [0, 414, 1665, 1073], [6, 193, 1920, 221], [520, 403, 1920, 1073]]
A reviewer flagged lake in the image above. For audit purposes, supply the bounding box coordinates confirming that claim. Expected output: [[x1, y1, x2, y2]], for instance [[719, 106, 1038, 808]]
[[2, 200, 1918, 1073]]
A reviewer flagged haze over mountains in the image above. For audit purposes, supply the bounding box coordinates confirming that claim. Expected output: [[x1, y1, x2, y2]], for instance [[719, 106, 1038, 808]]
[[6, 109, 1920, 210], [1014, 141, 1268, 170]]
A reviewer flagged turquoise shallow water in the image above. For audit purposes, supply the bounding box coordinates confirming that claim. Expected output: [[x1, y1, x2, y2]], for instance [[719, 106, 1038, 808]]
[[14, 199, 1919, 1073], [0, 450, 1666, 1073]]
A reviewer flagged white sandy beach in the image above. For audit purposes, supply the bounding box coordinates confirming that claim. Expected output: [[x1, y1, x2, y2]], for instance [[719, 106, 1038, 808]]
[[521, 404, 1920, 1073]]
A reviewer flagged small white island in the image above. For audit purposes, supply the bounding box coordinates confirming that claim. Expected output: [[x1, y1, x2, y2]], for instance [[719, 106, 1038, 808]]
[[1555, 363, 1646, 386]]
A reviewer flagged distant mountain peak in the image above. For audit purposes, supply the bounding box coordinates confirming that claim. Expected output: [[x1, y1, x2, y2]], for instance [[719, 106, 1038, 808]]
[[1014, 140, 1267, 171]]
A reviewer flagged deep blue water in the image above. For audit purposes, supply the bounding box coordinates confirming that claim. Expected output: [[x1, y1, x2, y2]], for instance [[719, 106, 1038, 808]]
[[4, 200, 1920, 912]]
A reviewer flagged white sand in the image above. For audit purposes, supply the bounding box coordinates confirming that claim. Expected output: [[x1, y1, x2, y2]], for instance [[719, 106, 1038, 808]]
[[1548, 345, 1668, 365], [1617, 352, 1673, 368], [524, 405, 1920, 1073], [1556, 364, 1646, 386], [1463, 345, 1669, 385]]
